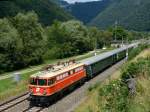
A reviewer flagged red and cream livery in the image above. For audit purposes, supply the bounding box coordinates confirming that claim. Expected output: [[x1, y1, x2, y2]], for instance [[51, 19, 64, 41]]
[[29, 60, 86, 104]]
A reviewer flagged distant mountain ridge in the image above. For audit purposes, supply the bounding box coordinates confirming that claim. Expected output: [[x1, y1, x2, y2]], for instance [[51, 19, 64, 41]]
[[90, 0, 150, 31], [0, 0, 73, 25], [65, 0, 112, 23], [52, 0, 69, 8]]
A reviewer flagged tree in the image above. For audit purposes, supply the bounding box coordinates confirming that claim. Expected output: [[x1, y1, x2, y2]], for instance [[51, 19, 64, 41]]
[[101, 30, 113, 47], [11, 12, 46, 66], [46, 20, 69, 47], [0, 18, 19, 72], [89, 27, 113, 48], [46, 20, 94, 59], [109, 26, 128, 41], [45, 20, 72, 59], [88, 27, 100, 49], [61, 20, 93, 53]]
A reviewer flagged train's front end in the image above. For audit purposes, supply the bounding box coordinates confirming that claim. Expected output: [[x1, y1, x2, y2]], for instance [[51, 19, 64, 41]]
[[29, 78, 48, 104], [28, 74, 55, 105]]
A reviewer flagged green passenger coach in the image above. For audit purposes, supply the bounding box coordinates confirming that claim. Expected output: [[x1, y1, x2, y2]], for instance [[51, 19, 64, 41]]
[[81, 43, 139, 78]]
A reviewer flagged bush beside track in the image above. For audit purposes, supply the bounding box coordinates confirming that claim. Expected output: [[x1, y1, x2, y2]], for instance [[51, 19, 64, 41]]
[[75, 45, 150, 112], [128, 44, 149, 60]]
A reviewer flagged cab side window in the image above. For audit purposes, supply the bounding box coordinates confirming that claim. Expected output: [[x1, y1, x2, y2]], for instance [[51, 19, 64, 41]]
[[30, 78, 37, 85], [48, 78, 55, 85]]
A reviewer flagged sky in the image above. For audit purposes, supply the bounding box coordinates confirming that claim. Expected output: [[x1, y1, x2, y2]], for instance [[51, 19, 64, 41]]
[[64, 0, 100, 4]]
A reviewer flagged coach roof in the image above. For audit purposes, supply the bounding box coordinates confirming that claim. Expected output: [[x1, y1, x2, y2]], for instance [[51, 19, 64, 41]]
[[80, 43, 139, 65]]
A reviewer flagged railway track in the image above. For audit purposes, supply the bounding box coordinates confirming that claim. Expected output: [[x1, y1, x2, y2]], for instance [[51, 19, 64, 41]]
[[0, 93, 28, 112], [0, 92, 45, 112], [22, 106, 44, 112]]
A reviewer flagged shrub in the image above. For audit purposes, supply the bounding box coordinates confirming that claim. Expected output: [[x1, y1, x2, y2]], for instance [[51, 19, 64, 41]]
[[121, 62, 139, 81], [99, 80, 129, 112], [128, 44, 149, 60], [97, 57, 150, 112], [121, 57, 150, 81]]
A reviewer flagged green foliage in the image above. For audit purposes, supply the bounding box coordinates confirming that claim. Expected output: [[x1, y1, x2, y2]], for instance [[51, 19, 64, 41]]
[[90, 0, 150, 31], [0, 0, 73, 25], [12, 12, 46, 66], [85, 106, 93, 112], [45, 20, 94, 59], [122, 44, 150, 81], [0, 10, 115, 73], [97, 57, 150, 112], [121, 57, 150, 81], [128, 44, 149, 60], [0, 18, 20, 72], [88, 27, 113, 49], [62, 20, 94, 52], [99, 80, 129, 112], [121, 62, 139, 80], [96, 46, 150, 112], [109, 26, 128, 40], [0, 12, 46, 73], [44, 20, 112, 59]]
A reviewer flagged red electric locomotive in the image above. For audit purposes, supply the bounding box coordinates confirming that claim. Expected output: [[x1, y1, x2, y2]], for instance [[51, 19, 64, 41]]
[[28, 60, 86, 104]]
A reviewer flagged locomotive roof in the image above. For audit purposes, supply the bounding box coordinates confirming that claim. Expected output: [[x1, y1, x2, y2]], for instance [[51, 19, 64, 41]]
[[30, 63, 84, 79], [80, 43, 139, 65]]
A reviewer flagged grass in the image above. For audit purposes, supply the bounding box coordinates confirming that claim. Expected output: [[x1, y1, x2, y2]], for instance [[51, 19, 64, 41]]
[[75, 48, 150, 112], [0, 70, 38, 101], [0, 48, 113, 102], [128, 75, 150, 112], [132, 48, 150, 61]]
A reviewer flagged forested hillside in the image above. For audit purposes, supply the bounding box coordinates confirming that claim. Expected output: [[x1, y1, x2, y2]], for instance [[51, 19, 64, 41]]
[[90, 0, 150, 31], [66, 0, 112, 23], [0, 0, 73, 25], [52, 0, 69, 7]]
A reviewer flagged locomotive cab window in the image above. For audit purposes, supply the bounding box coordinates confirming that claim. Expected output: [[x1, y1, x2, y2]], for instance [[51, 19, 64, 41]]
[[38, 79, 47, 86], [30, 78, 37, 85]]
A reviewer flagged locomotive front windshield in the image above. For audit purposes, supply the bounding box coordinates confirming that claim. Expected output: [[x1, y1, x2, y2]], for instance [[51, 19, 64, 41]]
[[30, 78, 47, 86], [38, 79, 47, 86]]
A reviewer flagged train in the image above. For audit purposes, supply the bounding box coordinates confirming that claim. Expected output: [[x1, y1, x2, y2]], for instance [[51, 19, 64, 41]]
[[28, 43, 139, 105]]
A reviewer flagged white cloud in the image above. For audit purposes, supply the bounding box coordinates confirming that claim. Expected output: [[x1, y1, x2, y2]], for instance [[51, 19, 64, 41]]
[[64, 0, 100, 4]]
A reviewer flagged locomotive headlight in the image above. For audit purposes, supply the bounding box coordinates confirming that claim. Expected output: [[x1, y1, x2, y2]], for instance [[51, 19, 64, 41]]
[[36, 87, 40, 92]]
